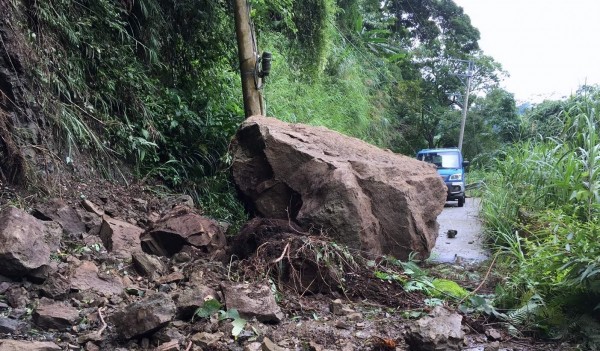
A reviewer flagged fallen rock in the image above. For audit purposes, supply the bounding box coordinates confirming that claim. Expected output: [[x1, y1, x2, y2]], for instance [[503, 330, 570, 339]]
[[191, 331, 223, 348], [32, 198, 86, 235], [141, 206, 226, 257], [405, 306, 465, 351], [231, 116, 446, 259], [0, 207, 61, 279], [172, 285, 217, 319], [132, 251, 166, 281], [222, 282, 283, 323], [40, 275, 70, 300], [0, 340, 61, 351], [262, 337, 287, 351], [155, 272, 185, 285], [33, 298, 80, 330], [0, 317, 26, 334], [81, 199, 105, 216], [485, 328, 502, 341], [99, 216, 144, 258], [110, 292, 176, 339], [69, 261, 123, 297]]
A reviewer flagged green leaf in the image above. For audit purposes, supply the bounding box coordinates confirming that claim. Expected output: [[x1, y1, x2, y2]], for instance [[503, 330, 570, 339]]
[[231, 317, 247, 338], [194, 299, 222, 319]]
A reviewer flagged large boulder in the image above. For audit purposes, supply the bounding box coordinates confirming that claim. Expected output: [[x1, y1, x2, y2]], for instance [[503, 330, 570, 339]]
[[0, 207, 61, 279], [231, 116, 446, 259]]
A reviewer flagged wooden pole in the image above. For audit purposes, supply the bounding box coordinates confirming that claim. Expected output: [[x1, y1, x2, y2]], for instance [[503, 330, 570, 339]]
[[233, 0, 263, 118]]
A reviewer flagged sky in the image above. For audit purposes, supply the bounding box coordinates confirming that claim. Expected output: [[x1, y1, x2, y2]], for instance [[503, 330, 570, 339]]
[[453, 0, 600, 103]]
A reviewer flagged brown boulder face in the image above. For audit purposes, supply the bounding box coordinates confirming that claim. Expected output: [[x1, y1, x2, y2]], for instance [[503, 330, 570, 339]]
[[141, 206, 226, 257], [0, 207, 61, 278], [231, 116, 446, 260]]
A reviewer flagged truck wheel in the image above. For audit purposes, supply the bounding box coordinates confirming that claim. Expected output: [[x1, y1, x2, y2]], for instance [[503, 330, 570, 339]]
[[458, 196, 465, 207]]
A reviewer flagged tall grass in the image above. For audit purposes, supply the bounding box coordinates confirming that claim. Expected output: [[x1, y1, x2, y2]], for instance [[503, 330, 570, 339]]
[[480, 92, 600, 342]]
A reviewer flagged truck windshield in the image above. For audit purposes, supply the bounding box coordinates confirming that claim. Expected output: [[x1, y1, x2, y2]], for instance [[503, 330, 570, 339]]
[[418, 152, 460, 169]]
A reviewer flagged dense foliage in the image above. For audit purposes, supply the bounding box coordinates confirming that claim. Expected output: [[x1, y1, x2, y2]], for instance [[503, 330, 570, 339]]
[[479, 86, 600, 345], [8, 0, 505, 222]]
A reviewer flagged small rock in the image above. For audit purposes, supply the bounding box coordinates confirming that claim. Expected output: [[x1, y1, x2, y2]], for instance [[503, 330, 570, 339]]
[[173, 285, 217, 320], [141, 206, 225, 257], [222, 282, 284, 323], [110, 292, 176, 340], [191, 331, 223, 348], [447, 229, 457, 238], [84, 342, 100, 351], [69, 260, 123, 297], [244, 342, 262, 351], [0, 317, 26, 334], [155, 272, 185, 285], [485, 328, 502, 341], [0, 207, 61, 280], [347, 312, 362, 321], [405, 306, 465, 351], [334, 320, 350, 329], [329, 299, 344, 315], [81, 199, 105, 216], [483, 341, 500, 351], [140, 338, 150, 349], [99, 216, 144, 258], [132, 252, 166, 281], [5, 286, 28, 308], [33, 298, 80, 330], [262, 337, 286, 351], [0, 340, 62, 351]]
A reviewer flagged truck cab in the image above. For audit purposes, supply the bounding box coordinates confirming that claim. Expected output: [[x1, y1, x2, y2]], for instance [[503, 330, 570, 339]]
[[416, 148, 469, 207]]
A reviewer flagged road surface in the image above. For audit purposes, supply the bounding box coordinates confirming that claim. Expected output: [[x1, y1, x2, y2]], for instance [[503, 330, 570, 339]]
[[430, 197, 489, 264]]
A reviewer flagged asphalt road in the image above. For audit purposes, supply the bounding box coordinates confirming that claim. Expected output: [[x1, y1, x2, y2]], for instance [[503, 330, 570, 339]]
[[430, 197, 489, 264]]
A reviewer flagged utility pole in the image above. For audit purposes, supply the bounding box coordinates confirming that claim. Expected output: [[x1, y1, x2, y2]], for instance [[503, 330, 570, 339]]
[[457, 60, 474, 152], [233, 0, 263, 117]]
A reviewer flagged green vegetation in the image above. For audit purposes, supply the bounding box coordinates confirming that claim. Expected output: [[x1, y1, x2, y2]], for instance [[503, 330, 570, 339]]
[[6, 0, 505, 224], [479, 87, 600, 345]]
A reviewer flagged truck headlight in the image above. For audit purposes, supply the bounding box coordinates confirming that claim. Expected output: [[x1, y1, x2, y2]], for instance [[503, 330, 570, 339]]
[[449, 173, 462, 181]]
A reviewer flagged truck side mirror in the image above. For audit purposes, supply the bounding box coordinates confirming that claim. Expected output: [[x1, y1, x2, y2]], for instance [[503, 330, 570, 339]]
[[463, 160, 470, 172]]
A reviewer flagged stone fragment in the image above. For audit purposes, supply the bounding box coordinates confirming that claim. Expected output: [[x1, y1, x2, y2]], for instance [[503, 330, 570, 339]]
[[0, 207, 61, 279], [69, 261, 123, 296], [155, 272, 185, 285], [262, 337, 286, 351], [81, 199, 105, 216], [32, 198, 86, 235], [405, 306, 465, 351], [132, 252, 166, 281], [0, 317, 26, 334], [141, 206, 225, 257], [191, 331, 223, 348], [5, 285, 29, 309], [0, 340, 61, 351], [99, 216, 144, 258], [172, 285, 217, 319], [222, 282, 283, 323], [110, 292, 176, 339], [485, 328, 502, 341], [33, 298, 80, 330]]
